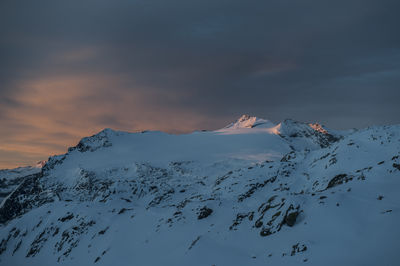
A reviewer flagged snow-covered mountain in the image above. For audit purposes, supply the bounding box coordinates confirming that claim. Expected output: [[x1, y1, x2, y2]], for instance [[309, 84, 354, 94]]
[[0, 161, 44, 203], [0, 115, 399, 266]]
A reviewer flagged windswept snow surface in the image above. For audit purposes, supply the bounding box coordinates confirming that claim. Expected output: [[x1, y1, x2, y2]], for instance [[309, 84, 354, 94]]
[[0, 116, 399, 266]]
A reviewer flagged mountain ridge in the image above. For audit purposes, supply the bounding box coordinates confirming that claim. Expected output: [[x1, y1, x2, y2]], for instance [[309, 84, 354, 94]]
[[0, 116, 399, 266]]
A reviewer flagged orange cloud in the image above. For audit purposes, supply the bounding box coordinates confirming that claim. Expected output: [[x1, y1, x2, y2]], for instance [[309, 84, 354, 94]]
[[0, 73, 223, 169]]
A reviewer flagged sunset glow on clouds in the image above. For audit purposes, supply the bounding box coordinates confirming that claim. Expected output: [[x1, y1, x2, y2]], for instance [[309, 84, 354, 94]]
[[0, 72, 220, 168], [1, 0, 400, 168]]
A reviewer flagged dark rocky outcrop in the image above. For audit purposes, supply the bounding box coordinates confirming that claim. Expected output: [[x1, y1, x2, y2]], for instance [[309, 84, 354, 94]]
[[197, 206, 213, 219], [0, 173, 52, 224], [285, 211, 299, 227], [326, 174, 353, 189]]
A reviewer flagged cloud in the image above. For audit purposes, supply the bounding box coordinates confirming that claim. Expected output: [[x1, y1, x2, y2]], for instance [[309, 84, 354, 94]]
[[0, 0, 399, 168]]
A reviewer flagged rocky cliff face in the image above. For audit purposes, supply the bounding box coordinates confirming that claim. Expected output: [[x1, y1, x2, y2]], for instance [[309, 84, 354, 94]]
[[0, 117, 399, 266], [0, 164, 43, 203]]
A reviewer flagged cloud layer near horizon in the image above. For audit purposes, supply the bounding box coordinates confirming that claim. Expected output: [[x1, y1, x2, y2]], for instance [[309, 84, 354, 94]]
[[0, 0, 399, 168]]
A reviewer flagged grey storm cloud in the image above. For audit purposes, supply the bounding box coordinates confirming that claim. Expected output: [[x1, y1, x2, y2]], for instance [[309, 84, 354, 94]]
[[0, 0, 400, 167], [1, 0, 400, 124]]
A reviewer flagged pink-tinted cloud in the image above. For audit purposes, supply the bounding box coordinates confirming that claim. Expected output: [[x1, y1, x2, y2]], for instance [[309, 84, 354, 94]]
[[0, 72, 227, 168]]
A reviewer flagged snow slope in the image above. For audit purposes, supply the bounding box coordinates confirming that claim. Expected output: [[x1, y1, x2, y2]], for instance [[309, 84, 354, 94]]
[[0, 116, 399, 266]]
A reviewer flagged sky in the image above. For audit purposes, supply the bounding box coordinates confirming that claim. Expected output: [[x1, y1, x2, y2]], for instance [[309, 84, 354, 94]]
[[0, 0, 399, 169]]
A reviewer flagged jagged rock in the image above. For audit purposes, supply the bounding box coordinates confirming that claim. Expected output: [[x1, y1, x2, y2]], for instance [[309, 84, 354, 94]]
[[59, 213, 74, 222], [0, 173, 52, 224], [285, 211, 299, 227], [326, 174, 353, 189], [197, 207, 213, 220], [254, 219, 263, 228], [260, 227, 272, 237], [291, 243, 308, 256]]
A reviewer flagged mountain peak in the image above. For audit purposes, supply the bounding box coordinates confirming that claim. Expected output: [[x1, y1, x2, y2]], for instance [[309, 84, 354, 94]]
[[1, 117, 399, 266], [224, 114, 274, 129], [308, 122, 329, 134], [35, 160, 46, 168]]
